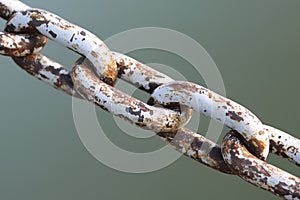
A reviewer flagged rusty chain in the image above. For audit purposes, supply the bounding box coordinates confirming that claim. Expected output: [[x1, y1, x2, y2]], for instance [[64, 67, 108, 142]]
[[0, 1, 299, 199]]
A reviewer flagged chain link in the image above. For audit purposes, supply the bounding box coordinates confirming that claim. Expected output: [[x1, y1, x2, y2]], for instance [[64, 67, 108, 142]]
[[6, 8, 118, 85], [149, 81, 270, 159], [0, 1, 299, 199]]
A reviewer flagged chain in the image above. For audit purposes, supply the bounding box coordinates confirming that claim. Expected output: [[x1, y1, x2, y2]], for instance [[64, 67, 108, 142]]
[[0, 1, 299, 199]]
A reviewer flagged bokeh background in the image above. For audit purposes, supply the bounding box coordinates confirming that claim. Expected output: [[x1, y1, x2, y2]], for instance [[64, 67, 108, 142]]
[[0, 0, 299, 199]]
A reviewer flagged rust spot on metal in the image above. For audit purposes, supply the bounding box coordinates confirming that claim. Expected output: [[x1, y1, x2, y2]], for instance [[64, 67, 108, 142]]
[[226, 111, 244, 122], [91, 50, 99, 58], [247, 137, 268, 160], [103, 60, 118, 85]]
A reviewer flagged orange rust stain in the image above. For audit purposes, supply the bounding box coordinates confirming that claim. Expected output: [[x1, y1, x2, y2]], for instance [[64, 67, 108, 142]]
[[103, 60, 118, 85], [249, 138, 268, 158]]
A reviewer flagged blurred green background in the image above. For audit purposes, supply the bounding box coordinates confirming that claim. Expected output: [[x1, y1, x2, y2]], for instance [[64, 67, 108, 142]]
[[0, 0, 299, 199]]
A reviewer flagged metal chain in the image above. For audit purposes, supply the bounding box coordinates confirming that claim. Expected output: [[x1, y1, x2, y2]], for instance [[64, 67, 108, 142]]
[[0, 1, 299, 199], [149, 81, 300, 165]]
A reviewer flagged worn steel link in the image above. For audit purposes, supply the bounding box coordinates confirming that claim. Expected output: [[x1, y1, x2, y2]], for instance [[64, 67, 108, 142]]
[[72, 57, 192, 132], [6, 8, 118, 85], [0, 1, 299, 199], [222, 131, 300, 199], [149, 81, 270, 160]]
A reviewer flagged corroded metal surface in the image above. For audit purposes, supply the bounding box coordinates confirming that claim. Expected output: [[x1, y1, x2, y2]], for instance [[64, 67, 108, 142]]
[[0, 32, 47, 57], [1, 0, 299, 199], [265, 125, 300, 166], [72, 57, 192, 133], [222, 131, 300, 200], [13, 53, 78, 96], [158, 128, 234, 174], [6, 9, 118, 85], [112, 52, 174, 93], [11, 52, 300, 198], [13, 52, 299, 176], [0, 0, 29, 20], [150, 81, 269, 160], [12, 51, 233, 174]]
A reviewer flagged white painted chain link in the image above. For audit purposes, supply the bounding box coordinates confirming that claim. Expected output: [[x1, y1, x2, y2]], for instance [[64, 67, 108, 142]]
[[0, 1, 299, 199]]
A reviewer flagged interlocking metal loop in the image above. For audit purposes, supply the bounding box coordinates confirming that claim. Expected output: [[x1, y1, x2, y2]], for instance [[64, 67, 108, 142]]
[[11, 49, 233, 173], [72, 57, 192, 132], [4, 6, 194, 132], [149, 81, 270, 160], [1, 0, 299, 199], [222, 131, 300, 200], [12, 51, 232, 173], [6, 9, 118, 85]]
